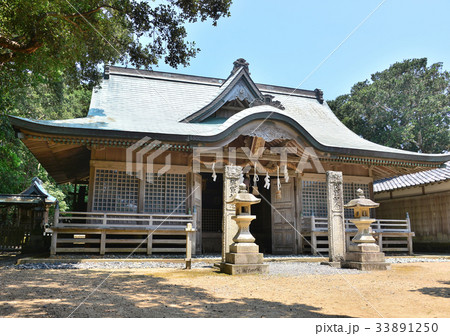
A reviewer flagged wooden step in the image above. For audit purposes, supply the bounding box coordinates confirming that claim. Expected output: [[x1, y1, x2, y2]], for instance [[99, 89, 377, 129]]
[[151, 248, 186, 253], [55, 248, 100, 253], [153, 239, 186, 244], [104, 248, 147, 253], [105, 239, 148, 244], [58, 238, 100, 243]]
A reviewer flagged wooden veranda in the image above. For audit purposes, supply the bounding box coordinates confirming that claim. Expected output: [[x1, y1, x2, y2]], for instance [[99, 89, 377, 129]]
[[49, 211, 196, 261]]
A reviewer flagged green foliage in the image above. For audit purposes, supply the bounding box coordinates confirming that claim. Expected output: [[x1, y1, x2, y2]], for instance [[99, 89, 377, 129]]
[[328, 58, 450, 153], [0, 0, 232, 89], [0, 79, 90, 204], [0, 120, 28, 193], [37, 168, 68, 212], [0, 0, 231, 205]]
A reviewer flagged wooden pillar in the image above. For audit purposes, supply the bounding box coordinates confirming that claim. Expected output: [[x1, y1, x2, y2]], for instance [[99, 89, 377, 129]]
[[146, 232, 153, 255], [295, 175, 303, 254], [185, 223, 194, 269], [50, 232, 58, 255], [406, 213, 413, 255], [100, 231, 106, 255], [87, 164, 96, 212], [50, 204, 60, 255], [311, 233, 317, 255], [407, 235, 413, 255]]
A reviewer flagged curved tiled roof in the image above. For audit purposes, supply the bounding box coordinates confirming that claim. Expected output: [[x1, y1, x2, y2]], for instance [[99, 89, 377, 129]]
[[9, 64, 450, 164], [374, 165, 450, 192]]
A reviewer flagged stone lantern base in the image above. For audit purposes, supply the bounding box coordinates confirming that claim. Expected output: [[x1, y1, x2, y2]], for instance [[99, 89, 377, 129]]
[[220, 243, 269, 275], [341, 243, 390, 271]]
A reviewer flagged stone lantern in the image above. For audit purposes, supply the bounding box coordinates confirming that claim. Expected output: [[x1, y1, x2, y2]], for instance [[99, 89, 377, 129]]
[[345, 188, 379, 245], [220, 183, 269, 275], [341, 189, 390, 271]]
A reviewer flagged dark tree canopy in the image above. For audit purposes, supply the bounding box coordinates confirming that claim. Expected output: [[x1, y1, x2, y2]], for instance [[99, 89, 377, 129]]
[[328, 58, 450, 154], [0, 0, 232, 88], [0, 81, 90, 195], [0, 0, 231, 199]]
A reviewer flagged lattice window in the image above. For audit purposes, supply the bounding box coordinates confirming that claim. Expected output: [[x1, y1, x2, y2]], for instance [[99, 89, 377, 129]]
[[202, 209, 222, 232], [92, 169, 139, 213], [144, 173, 187, 214], [343, 183, 355, 218], [301, 181, 327, 217], [301, 180, 370, 218]]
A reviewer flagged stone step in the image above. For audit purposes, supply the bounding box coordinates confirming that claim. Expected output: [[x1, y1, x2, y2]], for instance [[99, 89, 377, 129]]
[[341, 261, 390, 271], [225, 252, 264, 264], [345, 251, 386, 262], [220, 263, 269, 275]]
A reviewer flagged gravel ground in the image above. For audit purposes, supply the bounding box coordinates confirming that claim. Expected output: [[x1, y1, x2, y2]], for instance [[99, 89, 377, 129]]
[[11, 261, 364, 275], [5, 256, 448, 274], [385, 257, 450, 263], [44, 253, 325, 260], [268, 262, 364, 275], [45, 253, 219, 260], [12, 261, 212, 270], [0, 255, 449, 317]]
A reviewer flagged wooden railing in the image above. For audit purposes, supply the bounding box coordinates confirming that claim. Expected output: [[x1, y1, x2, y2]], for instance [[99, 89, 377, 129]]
[[300, 215, 414, 254], [50, 211, 195, 266], [54, 210, 193, 230], [301, 216, 412, 233]]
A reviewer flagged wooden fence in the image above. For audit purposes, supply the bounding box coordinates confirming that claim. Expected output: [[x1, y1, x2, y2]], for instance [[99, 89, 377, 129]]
[[1, 206, 37, 251], [300, 216, 414, 255]]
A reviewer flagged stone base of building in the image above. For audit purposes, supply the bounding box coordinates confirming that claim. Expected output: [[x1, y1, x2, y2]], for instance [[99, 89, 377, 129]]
[[342, 243, 390, 271]]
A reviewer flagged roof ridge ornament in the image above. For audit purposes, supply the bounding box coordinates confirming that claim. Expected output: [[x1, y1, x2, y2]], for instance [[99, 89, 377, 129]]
[[314, 88, 324, 104], [104, 65, 110, 79], [250, 94, 285, 110], [231, 58, 250, 75]]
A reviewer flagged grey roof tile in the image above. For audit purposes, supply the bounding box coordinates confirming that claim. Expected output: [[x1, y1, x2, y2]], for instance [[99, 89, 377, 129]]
[[9, 65, 450, 163], [374, 164, 450, 192]]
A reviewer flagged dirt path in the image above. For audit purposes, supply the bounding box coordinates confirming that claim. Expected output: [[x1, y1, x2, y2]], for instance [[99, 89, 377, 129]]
[[0, 262, 448, 317]]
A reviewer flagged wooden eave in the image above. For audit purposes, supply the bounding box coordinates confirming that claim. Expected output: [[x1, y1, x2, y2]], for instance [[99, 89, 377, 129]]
[[19, 130, 193, 151], [22, 134, 91, 184], [17, 129, 196, 183], [10, 114, 450, 165], [13, 122, 448, 183]]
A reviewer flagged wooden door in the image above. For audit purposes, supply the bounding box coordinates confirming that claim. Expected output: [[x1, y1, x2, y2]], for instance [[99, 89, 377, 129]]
[[271, 179, 296, 254]]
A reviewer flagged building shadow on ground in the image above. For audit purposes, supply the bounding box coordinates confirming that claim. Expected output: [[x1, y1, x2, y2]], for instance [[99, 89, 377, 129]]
[[0, 268, 350, 318]]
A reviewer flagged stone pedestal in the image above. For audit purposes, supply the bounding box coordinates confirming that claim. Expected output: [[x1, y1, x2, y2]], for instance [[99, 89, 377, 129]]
[[342, 189, 389, 271], [342, 243, 390, 271], [220, 243, 268, 275], [220, 183, 268, 275]]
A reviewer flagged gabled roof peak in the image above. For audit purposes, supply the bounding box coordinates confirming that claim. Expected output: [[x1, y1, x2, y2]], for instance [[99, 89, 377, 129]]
[[181, 64, 287, 123], [231, 58, 250, 75]]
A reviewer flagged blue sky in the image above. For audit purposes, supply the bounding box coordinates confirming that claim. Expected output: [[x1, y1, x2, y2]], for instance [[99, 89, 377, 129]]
[[154, 0, 450, 100]]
